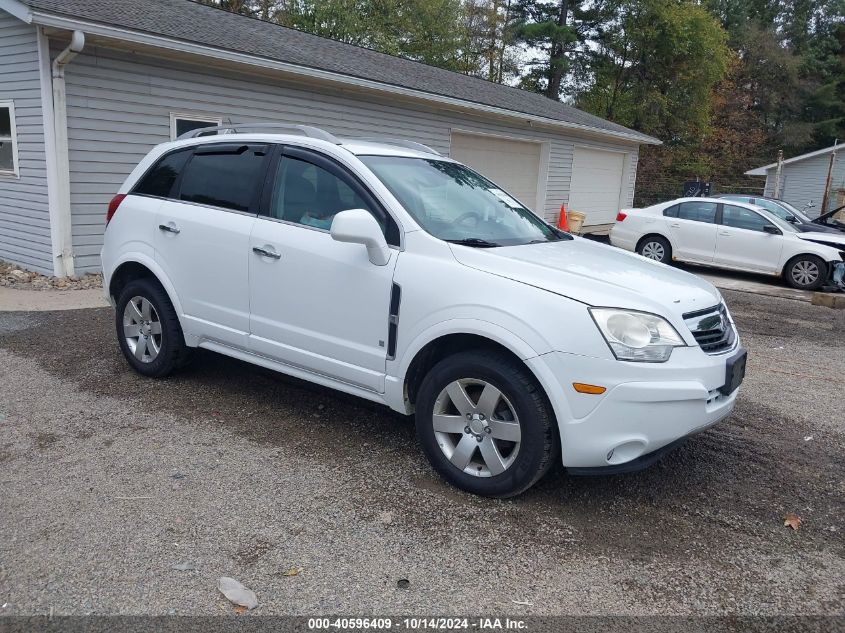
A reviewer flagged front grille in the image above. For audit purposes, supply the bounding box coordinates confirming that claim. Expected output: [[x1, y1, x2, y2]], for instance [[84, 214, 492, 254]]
[[683, 304, 736, 354]]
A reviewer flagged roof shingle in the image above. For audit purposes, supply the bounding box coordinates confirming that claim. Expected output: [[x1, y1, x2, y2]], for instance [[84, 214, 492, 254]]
[[21, 0, 657, 143]]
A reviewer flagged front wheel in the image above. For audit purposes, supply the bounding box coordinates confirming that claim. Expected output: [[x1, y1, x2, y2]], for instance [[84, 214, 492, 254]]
[[414, 350, 557, 497], [784, 255, 827, 290]]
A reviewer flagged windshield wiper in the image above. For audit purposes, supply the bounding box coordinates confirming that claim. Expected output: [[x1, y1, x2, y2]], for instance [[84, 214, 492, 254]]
[[445, 238, 501, 248]]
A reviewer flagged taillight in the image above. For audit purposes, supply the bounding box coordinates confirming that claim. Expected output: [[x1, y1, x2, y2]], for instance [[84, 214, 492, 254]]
[[106, 194, 127, 227], [616, 211, 627, 222]]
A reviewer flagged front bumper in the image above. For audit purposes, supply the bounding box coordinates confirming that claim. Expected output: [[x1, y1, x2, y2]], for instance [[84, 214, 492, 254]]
[[527, 346, 741, 470]]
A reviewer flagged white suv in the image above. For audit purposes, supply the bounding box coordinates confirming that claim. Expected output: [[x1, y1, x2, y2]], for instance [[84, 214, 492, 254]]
[[101, 124, 746, 497]]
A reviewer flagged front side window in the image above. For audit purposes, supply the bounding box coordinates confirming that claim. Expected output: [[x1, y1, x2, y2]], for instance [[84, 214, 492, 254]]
[[133, 149, 192, 198], [268, 156, 377, 231], [722, 205, 771, 232], [170, 113, 223, 140], [360, 156, 565, 246], [0, 102, 18, 176], [677, 201, 717, 223], [179, 144, 268, 212]]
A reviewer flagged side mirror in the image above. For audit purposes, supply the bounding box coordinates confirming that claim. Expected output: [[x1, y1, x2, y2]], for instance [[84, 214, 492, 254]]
[[763, 224, 781, 235], [786, 215, 798, 223], [330, 209, 391, 266]]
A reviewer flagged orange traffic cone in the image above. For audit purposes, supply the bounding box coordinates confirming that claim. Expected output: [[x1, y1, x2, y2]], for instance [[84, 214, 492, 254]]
[[557, 204, 570, 232]]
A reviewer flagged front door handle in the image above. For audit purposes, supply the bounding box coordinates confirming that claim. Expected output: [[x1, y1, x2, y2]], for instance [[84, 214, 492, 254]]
[[718, 231, 731, 236], [669, 223, 681, 228], [158, 223, 180, 234], [252, 246, 281, 260]]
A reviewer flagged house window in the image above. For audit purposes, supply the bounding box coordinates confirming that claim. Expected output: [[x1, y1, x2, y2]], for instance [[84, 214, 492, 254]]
[[0, 102, 19, 177], [170, 113, 223, 140]]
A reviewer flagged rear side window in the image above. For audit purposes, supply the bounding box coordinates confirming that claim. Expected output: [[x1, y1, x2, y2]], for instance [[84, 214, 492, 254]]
[[133, 149, 191, 198], [663, 204, 679, 217], [179, 144, 268, 212], [677, 201, 717, 223]]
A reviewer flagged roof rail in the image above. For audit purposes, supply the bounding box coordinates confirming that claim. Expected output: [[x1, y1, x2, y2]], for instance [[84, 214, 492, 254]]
[[177, 123, 339, 143], [351, 137, 442, 156]]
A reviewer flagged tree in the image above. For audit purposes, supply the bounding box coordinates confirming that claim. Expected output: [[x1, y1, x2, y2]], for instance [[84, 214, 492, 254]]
[[577, 0, 730, 143]]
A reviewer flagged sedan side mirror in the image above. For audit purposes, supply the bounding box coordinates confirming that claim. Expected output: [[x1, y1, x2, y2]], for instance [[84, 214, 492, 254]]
[[763, 224, 781, 235], [786, 216, 798, 223], [330, 209, 391, 266]]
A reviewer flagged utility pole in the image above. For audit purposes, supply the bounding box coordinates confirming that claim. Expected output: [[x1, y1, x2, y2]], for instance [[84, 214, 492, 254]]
[[820, 139, 839, 215], [773, 150, 783, 199]]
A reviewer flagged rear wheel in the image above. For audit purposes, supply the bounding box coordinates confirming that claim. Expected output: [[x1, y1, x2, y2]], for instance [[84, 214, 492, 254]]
[[784, 255, 827, 290], [414, 350, 556, 497], [637, 235, 672, 264], [115, 278, 192, 377]]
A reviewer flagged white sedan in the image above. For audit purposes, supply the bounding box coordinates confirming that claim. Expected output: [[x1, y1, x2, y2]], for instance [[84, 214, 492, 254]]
[[610, 197, 845, 290]]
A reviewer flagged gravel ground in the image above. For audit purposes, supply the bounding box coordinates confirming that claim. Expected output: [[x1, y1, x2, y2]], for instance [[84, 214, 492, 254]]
[[0, 290, 842, 617]]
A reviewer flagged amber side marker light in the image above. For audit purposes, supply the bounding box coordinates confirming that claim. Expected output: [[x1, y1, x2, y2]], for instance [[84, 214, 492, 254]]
[[573, 383, 607, 395]]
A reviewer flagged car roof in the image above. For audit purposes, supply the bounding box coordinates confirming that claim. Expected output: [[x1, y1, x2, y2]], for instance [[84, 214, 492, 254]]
[[163, 132, 448, 160]]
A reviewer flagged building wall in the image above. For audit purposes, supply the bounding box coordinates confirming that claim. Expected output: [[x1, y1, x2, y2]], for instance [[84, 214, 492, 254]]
[[0, 13, 52, 274], [763, 152, 845, 218], [61, 45, 641, 273]]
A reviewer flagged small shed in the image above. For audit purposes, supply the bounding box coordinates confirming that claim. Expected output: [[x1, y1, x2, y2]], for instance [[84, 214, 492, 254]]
[[746, 143, 845, 217]]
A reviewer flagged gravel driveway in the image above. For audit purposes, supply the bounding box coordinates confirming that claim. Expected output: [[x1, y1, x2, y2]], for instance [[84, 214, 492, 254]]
[[0, 290, 842, 618]]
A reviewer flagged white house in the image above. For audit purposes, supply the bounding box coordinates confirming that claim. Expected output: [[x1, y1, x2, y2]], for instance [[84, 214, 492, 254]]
[[0, 0, 658, 276], [746, 143, 845, 218]]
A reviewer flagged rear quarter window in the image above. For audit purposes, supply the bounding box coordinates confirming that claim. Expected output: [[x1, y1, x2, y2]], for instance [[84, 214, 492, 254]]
[[663, 204, 679, 218], [133, 149, 192, 198]]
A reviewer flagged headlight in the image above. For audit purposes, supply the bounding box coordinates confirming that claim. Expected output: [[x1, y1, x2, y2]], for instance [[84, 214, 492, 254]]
[[589, 308, 685, 362]]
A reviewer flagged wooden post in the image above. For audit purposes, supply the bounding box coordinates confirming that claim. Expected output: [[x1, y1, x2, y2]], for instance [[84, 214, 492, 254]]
[[773, 150, 784, 198], [820, 140, 838, 215]]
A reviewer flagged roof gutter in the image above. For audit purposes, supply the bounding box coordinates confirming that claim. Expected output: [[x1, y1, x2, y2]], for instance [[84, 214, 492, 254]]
[[29, 11, 660, 146], [47, 29, 85, 277]]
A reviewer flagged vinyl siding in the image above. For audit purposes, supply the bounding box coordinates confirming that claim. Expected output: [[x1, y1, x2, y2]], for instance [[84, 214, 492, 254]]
[[762, 153, 845, 218], [62, 45, 641, 272], [0, 12, 51, 274]]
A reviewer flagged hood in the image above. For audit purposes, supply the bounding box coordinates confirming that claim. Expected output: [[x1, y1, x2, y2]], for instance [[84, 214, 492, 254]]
[[449, 237, 721, 319], [796, 232, 845, 249]]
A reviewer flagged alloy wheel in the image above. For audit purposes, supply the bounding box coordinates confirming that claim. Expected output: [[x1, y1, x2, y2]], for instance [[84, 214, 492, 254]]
[[123, 296, 162, 363], [792, 260, 819, 286], [641, 241, 665, 261], [432, 379, 521, 477]]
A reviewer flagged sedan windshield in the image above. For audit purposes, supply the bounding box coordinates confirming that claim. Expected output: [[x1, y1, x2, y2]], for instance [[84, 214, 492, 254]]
[[360, 156, 567, 246]]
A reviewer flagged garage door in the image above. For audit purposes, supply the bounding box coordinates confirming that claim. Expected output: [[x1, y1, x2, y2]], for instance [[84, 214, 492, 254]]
[[450, 132, 542, 211], [569, 147, 626, 225]]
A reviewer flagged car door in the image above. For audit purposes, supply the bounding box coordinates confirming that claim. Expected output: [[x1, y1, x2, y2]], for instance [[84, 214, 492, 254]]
[[665, 200, 718, 263], [247, 145, 400, 393], [714, 204, 784, 273], [155, 142, 270, 349]]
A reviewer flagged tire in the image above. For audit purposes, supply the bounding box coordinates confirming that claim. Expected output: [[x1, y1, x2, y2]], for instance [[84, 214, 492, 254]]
[[115, 278, 192, 378], [414, 350, 557, 498], [784, 255, 827, 290], [637, 235, 672, 264]]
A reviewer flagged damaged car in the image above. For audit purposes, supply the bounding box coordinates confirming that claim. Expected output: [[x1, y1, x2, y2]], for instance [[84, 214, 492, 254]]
[[610, 197, 845, 291]]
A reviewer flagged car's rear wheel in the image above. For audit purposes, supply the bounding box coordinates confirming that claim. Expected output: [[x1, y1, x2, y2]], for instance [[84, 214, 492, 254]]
[[784, 255, 827, 290], [115, 278, 192, 377], [637, 235, 672, 264], [415, 350, 556, 497]]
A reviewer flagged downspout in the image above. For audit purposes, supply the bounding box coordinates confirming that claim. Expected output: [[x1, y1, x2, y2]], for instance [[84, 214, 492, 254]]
[[50, 30, 85, 278]]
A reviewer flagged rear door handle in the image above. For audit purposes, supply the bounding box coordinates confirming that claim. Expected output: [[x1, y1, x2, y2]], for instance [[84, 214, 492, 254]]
[[252, 246, 281, 260], [158, 223, 180, 234]]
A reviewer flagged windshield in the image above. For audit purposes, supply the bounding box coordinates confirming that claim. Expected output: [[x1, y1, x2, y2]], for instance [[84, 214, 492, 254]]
[[760, 208, 800, 233], [360, 156, 567, 246], [756, 198, 812, 223]]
